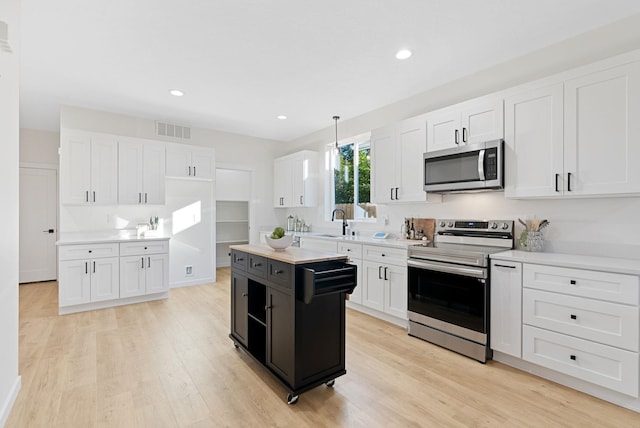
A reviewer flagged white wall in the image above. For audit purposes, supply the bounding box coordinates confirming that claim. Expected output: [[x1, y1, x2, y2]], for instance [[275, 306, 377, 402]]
[[0, 0, 21, 425], [284, 14, 640, 260], [19, 128, 59, 165]]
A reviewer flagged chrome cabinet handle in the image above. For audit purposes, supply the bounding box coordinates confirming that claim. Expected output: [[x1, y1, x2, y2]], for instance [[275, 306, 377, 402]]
[[193, 166, 196, 176], [93, 261, 95, 273], [378, 266, 382, 279], [454, 129, 459, 144], [462, 127, 467, 143], [390, 188, 394, 200], [555, 174, 560, 192], [188, 166, 192, 176], [139, 193, 142, 203], [145, 193, 148, 203], [567, 172, 572, 192], [93, 191, 96, 202], [85, 262, 88, 274], [383, 266, 388, 280], [141, 257, 144, 268]]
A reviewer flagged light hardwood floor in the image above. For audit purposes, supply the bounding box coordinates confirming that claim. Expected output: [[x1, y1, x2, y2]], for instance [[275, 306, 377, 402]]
[[7, 268, 640, 427]]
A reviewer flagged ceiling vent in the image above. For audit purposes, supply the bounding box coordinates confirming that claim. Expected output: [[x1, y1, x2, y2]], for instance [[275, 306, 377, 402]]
[[156, 121, 191, 139], [0, 21, 12, 53]]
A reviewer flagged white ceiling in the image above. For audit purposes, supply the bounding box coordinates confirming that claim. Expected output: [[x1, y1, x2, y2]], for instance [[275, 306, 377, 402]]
[[19, 1, 640, 142]]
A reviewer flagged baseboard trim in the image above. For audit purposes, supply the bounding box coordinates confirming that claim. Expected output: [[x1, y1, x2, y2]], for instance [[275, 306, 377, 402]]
[[0, 376, 21, 428], [170, 276, 215, 288]]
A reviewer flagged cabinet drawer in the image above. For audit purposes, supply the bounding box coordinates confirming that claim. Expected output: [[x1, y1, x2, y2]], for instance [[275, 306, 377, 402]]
[[523, 264, 639, 304], [337, 242, 362, 259], [247, 254, 267, 279], [362, 245, 407, 266], [59, 243, 119, 261], [268, 260, 292, 288], [523, 288, 639, 351], [231, 250, 248, 271], [523, 325, 639, 397], [120, 240, 169, 256]]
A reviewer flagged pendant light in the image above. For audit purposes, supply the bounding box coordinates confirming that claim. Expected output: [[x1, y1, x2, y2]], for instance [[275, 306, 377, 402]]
[[333, 115, 340, 149]]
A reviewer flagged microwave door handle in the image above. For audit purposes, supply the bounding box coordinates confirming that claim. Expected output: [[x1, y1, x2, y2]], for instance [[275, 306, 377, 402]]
[[477, 149, 485, 181]]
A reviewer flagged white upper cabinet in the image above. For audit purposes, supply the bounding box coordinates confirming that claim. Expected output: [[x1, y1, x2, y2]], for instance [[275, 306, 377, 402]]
[[118, 139, 166, 204], [60, 131, 118, 205], [273, 151, 318, 208], [563, 61, 640, 196], [504, 83, 564, 198], [505, 59, 640, 198], [166, 143, 215, 180], [371, 114, 428, 204], [426, 97, 503, 152]]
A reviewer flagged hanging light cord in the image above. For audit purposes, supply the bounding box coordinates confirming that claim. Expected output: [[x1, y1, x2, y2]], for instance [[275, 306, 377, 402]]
[[333, 115, 340, 149]]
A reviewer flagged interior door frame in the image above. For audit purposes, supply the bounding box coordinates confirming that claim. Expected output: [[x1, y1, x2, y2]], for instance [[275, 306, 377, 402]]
[[19, 161, 60, 282]]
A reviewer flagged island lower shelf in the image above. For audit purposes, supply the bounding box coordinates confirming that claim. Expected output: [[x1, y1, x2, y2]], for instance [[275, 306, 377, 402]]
[[229, 246, 357, 404]]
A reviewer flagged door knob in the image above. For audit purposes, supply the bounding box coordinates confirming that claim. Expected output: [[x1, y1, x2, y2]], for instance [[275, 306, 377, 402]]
[[42, 229, 55, 233]]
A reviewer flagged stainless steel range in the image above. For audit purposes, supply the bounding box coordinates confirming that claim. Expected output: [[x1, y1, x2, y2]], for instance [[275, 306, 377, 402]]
[[407, 219, 514, 363]]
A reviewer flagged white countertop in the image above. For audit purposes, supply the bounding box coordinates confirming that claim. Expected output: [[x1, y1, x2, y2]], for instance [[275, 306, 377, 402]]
[[264, 231, 424, 249], [491, 250, 640, 276], [230, 244, 348, 265], [57, 231, 170, 245]]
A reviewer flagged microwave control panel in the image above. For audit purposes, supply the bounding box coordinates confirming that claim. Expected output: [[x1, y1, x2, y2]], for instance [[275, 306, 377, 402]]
[[485, 147, 498, 180]]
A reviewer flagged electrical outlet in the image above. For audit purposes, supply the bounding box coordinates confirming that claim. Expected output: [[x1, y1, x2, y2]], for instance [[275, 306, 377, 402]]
[[185, 266, 193, 276]]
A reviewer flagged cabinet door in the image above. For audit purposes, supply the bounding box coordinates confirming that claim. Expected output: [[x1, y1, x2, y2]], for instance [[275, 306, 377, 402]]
[[370, 126, 396, 203], [504, 84, 564, 198], [145, 253, 169, 294], [346, 258, 362, 304], [61, 134, 92, 204], [273, 157, 291, 207], [90, 256, 120, 302], [564, 62, 640, 196], [383, 264, 407, 319], [119, 255, 146, 298], [118, 139, 144, 204], [166, 144, 191, 178], [59, 259, 91, 306], [397, 115, 427, 202], [90, 136, 118, 204], [231, 272, 249, 347], [291, 154, 306, 207], [266, 287, 293, 384], [191, 148, 214, 179], [490, 261, 522, 357], [460, 98, 504, 144], [362, 261, 384, 311], [143, 142, 166, 204], [426, 110, 459, 152]]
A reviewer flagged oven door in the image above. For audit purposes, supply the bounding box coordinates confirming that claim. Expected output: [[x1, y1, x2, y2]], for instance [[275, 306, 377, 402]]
[[407, 259, 488, 335]]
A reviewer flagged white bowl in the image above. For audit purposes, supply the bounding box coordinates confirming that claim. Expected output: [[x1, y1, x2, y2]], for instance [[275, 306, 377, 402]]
[[265, 234, 293, 251]]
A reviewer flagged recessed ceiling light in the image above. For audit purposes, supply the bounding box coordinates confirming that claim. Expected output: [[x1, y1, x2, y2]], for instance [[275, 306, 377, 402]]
[[169, 89, 184, 97], [395, 49, 412, 60], [277, 115, 287, 120]]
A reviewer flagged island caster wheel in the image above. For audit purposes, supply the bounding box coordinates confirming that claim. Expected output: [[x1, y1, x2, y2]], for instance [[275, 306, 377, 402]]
[[233, 343, 239, 348], [325, 380, 335, 387], [287, 393, 299, 405]]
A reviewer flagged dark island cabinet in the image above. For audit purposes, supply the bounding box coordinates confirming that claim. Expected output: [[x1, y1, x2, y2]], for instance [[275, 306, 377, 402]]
[[228, 247, 356, 404]]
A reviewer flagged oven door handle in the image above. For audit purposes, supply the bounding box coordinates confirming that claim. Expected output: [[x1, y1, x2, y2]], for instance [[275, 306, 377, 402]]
[[408, 259, 487, 279]]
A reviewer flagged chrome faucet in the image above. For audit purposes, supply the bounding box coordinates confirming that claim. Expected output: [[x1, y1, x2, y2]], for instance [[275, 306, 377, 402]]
[[331, 208, 348, 235]]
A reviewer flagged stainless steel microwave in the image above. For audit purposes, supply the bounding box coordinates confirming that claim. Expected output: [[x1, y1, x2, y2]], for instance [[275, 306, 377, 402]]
[[423, 140, 504, 193]]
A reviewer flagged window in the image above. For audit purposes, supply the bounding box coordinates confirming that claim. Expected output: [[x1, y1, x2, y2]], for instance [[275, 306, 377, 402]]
[[329, 133, 376, 220]]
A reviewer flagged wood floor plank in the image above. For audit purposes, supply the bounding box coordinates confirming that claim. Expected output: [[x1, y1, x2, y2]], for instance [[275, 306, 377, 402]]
[[6, 273, 640, 427]]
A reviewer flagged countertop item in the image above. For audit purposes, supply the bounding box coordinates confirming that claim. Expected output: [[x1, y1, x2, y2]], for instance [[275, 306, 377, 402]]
[[491, 250, 640, 275], [57, 231, 170, 245], [230, 243, 347, 265]]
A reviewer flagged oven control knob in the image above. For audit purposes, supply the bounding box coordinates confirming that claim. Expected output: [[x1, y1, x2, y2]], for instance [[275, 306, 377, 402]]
[[501, 222, 509, 230], [439, 221, 446, 227], [490, 222, 498, 229], [447, 221, 454, 227]]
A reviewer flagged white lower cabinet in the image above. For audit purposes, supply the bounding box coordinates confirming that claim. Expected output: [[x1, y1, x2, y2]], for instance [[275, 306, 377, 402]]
[[491, 255, 640, 402], [359, 245, 408, 321], [490, 261, 522, 357], [120, 242, 169, 297], [58, 243, 120, 307], [58, 238, 170, 314]]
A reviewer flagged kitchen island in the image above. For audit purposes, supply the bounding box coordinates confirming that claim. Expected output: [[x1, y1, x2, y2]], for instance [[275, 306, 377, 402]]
[[228, 244, 357, 404]]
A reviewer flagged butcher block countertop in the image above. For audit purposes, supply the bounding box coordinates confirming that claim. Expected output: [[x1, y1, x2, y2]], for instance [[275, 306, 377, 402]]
[[229, 244, 347, 265]]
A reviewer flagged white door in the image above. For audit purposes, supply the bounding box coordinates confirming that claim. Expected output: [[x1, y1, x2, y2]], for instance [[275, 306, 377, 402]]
[[90, 137, 118, 204], [120, 255, 146, 297], [118, 140, 144, 204], [62, 134, 92, 204], [58, 259, 91, 306], [146, 253, 169, 294], [460, 98, 504, 144], [564, 62, 640, 196], [273, 157, 290, 207], [19, 167, 58, 283], [490, 261, 522, 357], [91, 257, 120, 302], [191, 148, 214, 179], [397, 115, 427, 202], [383, 264, 407, 319], [143, 142, 166, 204], [362, 261, 384, 311], [166, 144, 191, 178], [426, 110, 459, 151], [370, 126, 396, 203]]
